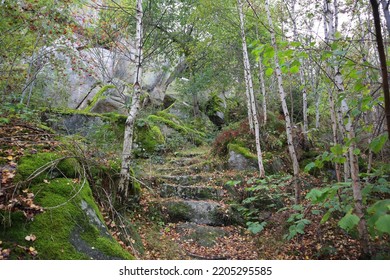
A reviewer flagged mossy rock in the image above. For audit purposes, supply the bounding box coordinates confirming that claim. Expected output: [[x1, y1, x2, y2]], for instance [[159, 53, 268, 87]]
[[227, 143, 257, 161], [147, 111, 205, 146], [135, 119, 165, 156], [0, 178, 134, 260], [15, 153, 80, 183], [164, 201, 192, 223]]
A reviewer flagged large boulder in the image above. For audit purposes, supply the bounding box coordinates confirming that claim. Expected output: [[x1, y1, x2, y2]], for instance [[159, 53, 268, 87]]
[[0, 153, 134, 260], [35, 39, 178, 113]]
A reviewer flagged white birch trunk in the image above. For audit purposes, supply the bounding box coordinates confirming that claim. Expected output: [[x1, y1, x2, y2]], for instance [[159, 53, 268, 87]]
[[238, 0, 265, 177], [118, 0, 143, 204], [381, 0, 390, 35], [265, 0, 300, 202], [323, 0, 342, 182], [288, 0, 309, 143], [329, 0, 370, 255], [258, 58, 267, 125]]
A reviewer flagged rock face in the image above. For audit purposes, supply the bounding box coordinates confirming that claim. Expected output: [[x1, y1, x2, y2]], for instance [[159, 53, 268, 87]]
[[41, 112, 104, 136], [36, 40, 180, 114]]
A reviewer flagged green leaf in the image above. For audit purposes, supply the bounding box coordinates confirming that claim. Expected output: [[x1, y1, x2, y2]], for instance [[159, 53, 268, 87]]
[[265, 68, 274, 76], [225, 180, 241, 187], [375, 215, 390, 234], [334, 31, 342, 39], [369, 134, 388, 153], [320, 210, 332, 224], [330, 144, 344, 156], [353, 148, 361, 156], [338, 212, 359, 232], [306, 187, 331, 204], [304, 162, 316, 172], [290, 65, 300, 74], [247, 221, 266, 234], [290, 41, 301, 48]]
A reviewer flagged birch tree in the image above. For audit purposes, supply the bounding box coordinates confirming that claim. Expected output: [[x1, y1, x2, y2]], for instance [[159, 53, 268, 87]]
[[285, 0, 308, 144], [237, 0, 265, 177], [265, 0, 300, 203], [323, 0, 342, 182], [117, 0, 143, 204], [323, 0, 371, 255]]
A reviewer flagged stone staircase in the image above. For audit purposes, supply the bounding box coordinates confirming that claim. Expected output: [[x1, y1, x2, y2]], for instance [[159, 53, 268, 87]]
[[142, 148, 259, 260]]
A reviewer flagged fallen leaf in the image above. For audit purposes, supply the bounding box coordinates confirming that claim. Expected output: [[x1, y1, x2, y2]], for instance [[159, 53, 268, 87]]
[[6, 155, 13, 161], [25, 234, 37, 242]]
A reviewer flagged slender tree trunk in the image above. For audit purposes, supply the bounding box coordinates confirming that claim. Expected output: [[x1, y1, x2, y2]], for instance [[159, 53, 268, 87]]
[[349, 127, 371, 257], [287, 0, 309, 144], [381, 0, 390, 35], [237, 0, 265, 177], [327, 0, 371, 256], [328, 87, 342, 182], [258, 58, 267, 125], [335, 70, 351, 182], [265, 0, 300, 202], [118, 0, 143, 205], [372, 0, 390, 139]]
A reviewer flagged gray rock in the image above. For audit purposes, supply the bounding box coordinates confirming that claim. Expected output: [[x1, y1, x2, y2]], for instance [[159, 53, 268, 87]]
[[164, 200, 223, 225], [42, 112, 104, 136], [228, 151, 256, 171], [36, 42, 179, 113], [160, 184, 224, 200], [176, 223, 230, 247]]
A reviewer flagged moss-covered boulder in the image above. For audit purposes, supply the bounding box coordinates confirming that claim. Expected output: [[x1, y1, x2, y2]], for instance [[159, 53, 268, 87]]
[[0, 178, 133, 259], [1, 152, 134, 260], [227, 143, 257, 171], [15, 152, 80, 183], [134, 119, 165, 157]]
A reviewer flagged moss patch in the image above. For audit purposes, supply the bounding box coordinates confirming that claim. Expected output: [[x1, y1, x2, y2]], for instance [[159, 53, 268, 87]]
[[1, 177, 133, 259], [83, 85, 116, 112], [135, 119, 165, 156], [227, 143, 257, 161], [147, 110, 205, 146], [165, 201, 192, 223], [15, 152, 80, 183]]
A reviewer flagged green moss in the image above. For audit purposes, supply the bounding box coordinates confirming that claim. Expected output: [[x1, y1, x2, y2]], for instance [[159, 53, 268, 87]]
[[135, 119, 165, 154], [82, 85, 116, 112], [165, 201, 192, 222], [206, 93, 225, 116], [227, 143, 257, 161], [148, 113, 205, 146], [35, 179, 131, 259], [1, 177, 133, 260], [129, 167, 141, 197], [15, 153, 80, 183]]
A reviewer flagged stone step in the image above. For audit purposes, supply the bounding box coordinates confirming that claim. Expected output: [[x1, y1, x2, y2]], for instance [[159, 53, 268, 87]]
[[163, 199, 225, 226], [167, 157, 202, 167], [175, 223, 231, 248], [159, 184, 224, 200], [158, 174, 212, 186]]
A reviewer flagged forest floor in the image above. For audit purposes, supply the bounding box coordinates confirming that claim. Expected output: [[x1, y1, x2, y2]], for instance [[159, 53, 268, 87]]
[[1, 119, 389, 260], [131, 147, 376, 260]]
